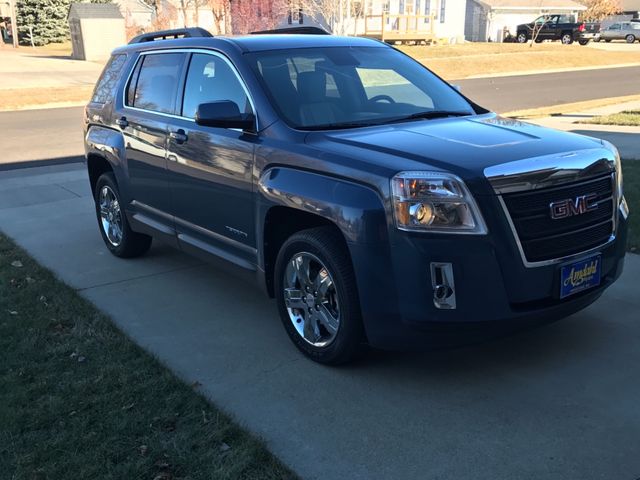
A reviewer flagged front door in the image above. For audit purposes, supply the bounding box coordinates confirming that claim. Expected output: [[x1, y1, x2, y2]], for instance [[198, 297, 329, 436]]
[[166, 52, 257, 266], [120, 52, 187, 217]]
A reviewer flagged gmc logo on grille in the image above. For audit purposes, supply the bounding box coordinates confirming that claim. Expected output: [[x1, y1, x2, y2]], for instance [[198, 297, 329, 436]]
[[549, 193, 599, 220]]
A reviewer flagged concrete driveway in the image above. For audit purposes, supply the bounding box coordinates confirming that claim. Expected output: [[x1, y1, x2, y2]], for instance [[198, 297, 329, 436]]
[[1, 162, 639, 480]]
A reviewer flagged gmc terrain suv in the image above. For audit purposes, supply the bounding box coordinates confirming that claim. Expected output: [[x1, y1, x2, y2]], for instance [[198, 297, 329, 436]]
[[84, 28, 628, 364]]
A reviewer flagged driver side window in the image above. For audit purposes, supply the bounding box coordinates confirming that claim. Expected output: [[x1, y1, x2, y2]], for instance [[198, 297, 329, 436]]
[[181, 53, 251, 119]]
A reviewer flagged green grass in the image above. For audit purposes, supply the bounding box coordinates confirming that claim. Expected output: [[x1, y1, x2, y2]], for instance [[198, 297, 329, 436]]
[[0, 234, 296, 480], [622, 160, 640, 253], [581, 110, 640, 127]]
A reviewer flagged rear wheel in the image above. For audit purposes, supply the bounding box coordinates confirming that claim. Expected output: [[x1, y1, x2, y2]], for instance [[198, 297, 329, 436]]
[[578, 39, 590, 45], [274, 227, 365, 365], [561, 32, 573, 44], [626, 34, 636, 43], [605, 38, 612, 42], [94, 173, 152, 258]]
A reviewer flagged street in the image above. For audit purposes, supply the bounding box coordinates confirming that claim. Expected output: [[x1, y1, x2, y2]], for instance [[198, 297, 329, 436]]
[[0, 162, 639, 480], [1, 65, 639, 167], [457, 65, 640, 113]]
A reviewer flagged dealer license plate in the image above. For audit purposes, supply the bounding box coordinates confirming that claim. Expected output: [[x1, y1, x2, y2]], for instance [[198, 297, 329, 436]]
[[560, 255, 601, 299]]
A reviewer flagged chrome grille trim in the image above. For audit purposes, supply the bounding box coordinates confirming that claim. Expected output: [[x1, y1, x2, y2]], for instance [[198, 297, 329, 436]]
[[484, 148, 616, 194], [498, 195, 616, 268]]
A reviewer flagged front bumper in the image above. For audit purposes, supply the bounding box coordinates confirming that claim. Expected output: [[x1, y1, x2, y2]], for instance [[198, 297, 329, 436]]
[[349, 208, 627, 350]]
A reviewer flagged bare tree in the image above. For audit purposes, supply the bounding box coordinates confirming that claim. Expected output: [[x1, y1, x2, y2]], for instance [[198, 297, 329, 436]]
[[207, 0, 230, 34], [528, 14, 552, 46], [580, 0, 622, 21]]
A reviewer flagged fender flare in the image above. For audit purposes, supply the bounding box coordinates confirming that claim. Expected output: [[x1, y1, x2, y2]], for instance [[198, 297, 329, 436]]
[[85, 125, 131, 202]]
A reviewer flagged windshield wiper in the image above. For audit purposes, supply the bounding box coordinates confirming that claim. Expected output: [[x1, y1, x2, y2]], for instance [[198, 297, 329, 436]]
[[386, 110, 472, 124], [298, 121, 383, 131]]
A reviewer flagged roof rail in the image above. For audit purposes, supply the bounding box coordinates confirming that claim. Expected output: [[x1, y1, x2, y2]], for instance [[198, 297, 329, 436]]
[[250, 26, 330, 35], [128, 27, 213, 45]]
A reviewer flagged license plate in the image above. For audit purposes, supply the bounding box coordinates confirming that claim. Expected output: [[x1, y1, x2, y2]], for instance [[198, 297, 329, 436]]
[[560, 255, 601, 299]]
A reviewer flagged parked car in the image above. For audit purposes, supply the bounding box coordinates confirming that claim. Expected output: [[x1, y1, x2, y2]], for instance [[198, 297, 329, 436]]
[[599, 22, 640, 43], [516, 14, 589, 45], [84, 28, 628, 364], [579, 22, 601, 45]]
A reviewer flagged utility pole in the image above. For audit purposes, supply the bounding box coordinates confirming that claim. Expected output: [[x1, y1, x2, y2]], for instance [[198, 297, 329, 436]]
[[9, 0, 18, 47]]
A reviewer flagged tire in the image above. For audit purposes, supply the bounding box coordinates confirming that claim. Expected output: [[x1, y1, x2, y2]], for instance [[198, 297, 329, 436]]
[[516, 32, 528, 43], [594, 37, 601, 42], [605, 39, 612, 42], [626, 34, 635, 43], [561, 32, 573, 44], [578, 39, 590, 45], [94, 172, 152, 258], [274, 226, 365, 365], [534, 38, 543, 43]]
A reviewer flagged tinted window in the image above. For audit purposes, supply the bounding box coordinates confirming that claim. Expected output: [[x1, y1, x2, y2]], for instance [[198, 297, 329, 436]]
[[557, 15, 573, 23], [182, 53, 251, 119], [92, 54, 127, 104], [132, 53, 185, 114]]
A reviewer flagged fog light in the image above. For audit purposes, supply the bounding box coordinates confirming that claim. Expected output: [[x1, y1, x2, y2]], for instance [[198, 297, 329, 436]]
[[430, 262, 456, 309]]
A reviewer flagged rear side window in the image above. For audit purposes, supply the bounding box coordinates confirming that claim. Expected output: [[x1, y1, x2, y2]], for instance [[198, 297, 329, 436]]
[[92, 54, 127, 104], [128, 53, 186, 114]]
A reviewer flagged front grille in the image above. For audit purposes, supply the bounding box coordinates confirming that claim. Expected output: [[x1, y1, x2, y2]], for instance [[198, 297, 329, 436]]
[[502, 174, 615, 263]]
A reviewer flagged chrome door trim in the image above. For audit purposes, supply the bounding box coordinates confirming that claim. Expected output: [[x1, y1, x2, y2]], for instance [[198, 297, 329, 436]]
[[173, 215, 257, 256], [484, 148, 616, 195], [122, 47, 258, 131]]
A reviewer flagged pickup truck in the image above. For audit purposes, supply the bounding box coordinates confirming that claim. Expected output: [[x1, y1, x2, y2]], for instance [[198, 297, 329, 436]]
[[516, 14, 593, 45]]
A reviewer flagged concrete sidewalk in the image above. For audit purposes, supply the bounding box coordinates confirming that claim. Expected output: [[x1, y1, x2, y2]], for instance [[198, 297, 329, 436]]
[[1, 163, 640, 480], [526, 100, 640, 159]]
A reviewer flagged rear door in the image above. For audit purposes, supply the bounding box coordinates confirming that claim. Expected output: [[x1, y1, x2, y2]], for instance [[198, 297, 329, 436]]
[[118, 51, 187, 218], [166, 51, 257, 266]]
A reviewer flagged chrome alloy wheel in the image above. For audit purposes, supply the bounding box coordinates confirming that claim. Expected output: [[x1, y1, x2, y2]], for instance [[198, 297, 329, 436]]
[[98, 185, 123, 247], [283, 252, 340, 347]]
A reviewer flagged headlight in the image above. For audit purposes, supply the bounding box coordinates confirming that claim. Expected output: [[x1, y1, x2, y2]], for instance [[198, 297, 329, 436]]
[[391, 171, 487, 234]]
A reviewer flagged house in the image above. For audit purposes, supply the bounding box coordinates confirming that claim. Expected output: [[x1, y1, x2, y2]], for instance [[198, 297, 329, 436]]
[[464, 0, 586, 42], [277, 0, 467, 43]]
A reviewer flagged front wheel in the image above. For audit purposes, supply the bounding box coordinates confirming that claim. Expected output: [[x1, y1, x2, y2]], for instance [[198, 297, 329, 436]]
[[274, 227, 365, 365], [626, 34, 636, 43], [94, 173, 152, 258], [561, 33, 573, 44], [516, 32, 528, 43]]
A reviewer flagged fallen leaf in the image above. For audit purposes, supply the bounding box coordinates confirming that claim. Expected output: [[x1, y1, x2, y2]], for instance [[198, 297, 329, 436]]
[[26, 276, 35, 284], [77, 356, 86, 363], [139, 445, 148, 456], [8, 311, 18, 316], [152, 474, 172, 480], [219, 442, 231, 453], [11, 260, 23, 268], [121, 403, 135, 411], [191, 380, 202, 388], [68, 411, 77, 417], [69, 352, 78, 359]]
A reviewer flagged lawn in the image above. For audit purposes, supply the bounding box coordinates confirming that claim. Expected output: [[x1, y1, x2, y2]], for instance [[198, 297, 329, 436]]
[[622, 160, 639, 252], [580, 110, 640, 127], [398, 43, 640, 80], [0, 234, 295, 480]]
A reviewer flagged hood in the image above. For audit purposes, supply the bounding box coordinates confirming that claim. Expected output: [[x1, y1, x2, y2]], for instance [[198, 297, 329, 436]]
[[304, 113, 606, 195]]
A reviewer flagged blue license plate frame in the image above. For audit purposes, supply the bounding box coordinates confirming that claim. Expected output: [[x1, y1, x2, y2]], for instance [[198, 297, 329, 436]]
[[560, 255, 602, 299]]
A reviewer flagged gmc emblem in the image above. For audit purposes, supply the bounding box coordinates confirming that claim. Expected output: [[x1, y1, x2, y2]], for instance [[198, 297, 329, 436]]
[[549, 193, 599, 220]]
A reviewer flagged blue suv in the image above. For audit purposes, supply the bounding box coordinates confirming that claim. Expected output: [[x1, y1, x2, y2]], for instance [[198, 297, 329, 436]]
[[84, 28, 628, 364]]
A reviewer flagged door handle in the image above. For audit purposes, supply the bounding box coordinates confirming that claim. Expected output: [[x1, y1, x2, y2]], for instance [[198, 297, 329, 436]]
[[115, 116, 128, 129], [169, 129, 188, 144]]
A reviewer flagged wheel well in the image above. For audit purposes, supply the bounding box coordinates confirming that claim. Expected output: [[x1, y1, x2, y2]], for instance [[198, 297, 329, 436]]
[[263, 207, 343, 297], [87, 154, 114, 196]]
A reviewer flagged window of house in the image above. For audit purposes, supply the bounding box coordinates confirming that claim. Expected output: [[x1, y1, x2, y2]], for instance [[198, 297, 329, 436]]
[[440, 0, 446, 23], [424, 0, 431, 22], [181, 53, 251, 119], [128, 53, 186, 114]]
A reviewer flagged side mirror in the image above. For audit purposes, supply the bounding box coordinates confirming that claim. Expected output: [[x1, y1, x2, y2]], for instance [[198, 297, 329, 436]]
[[195, 101, 255, 131]]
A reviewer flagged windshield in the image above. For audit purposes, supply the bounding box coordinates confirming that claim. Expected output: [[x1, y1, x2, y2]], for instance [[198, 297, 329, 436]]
[[246, 46, 477, 130]]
